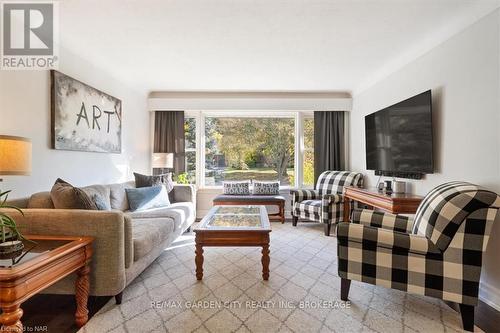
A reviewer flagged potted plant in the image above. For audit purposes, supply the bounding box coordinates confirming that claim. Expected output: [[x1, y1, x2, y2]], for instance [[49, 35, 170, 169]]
[[0, 190, 26, 259]]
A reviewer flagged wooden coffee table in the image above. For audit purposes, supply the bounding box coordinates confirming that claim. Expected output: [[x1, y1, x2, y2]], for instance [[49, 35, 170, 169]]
[[0, 235, 93, 332], [194, 205, 271, 280]]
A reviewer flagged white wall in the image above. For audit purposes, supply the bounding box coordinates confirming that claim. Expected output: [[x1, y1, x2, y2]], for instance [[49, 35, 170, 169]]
[[0, 48, 150, 198], [350, 10, 500, 308]]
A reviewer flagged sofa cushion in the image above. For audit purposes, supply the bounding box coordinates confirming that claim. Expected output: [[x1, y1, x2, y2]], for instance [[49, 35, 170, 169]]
[[132, 218, 174, 261], [223, 181, 251, 195], [50, 178, 95, 209], [92, 194, 110, 210], [134, 172, 174, 193], [295, 200, 321, 215], [28, 191, 54, 208], [125, 202, 195, 233], [126, 186, 170, 211], [81, 185, 111, 210], [252, 181, 280, 195], [109, 181, 135, 211]]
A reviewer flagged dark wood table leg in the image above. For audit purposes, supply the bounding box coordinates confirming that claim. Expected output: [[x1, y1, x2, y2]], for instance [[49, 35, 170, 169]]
[[343, 197, 351, 222], [195, 244, 204, 280], [261, 242, 270, 280], [0, 304, 23, 333], [280, 202, 285, 224], [75, 264, 90, 327]]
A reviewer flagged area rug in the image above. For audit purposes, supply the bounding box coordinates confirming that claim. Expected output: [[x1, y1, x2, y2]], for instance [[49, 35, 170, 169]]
[[78, 222, 479, 333]]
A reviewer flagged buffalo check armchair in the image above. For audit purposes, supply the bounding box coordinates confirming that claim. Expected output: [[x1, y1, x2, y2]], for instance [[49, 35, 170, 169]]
[[291, 171, 363, 236], [337, 181, 500, 331]]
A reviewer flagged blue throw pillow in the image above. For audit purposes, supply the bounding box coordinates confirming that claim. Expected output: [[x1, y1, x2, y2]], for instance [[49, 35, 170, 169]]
[[125, 186, 170, 211], [91, 193, 111, 210]]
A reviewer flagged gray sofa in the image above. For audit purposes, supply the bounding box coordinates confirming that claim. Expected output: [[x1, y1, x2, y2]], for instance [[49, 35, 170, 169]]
[[3, 181, 196, 303]]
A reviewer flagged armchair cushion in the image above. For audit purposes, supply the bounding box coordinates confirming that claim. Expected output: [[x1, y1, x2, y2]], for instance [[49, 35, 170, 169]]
[[351, 208, 414, 233], [295, 200, 321, 221]]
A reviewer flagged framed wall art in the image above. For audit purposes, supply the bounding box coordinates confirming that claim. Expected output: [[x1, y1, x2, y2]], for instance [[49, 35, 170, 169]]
[[51, 70, 122, 153]]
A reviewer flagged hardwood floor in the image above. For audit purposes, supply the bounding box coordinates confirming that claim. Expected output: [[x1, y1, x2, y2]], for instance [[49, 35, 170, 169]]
[[446, 300, 500, 333], [476, 301, 500, 333], [21, 294, 110, 333], [18, 294, 500, 332]]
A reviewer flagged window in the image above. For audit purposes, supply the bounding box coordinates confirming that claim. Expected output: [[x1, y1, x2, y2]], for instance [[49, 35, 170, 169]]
[[170, 111, 318, 188], [204, 117, 295, 186], [182, 117, 196, 184], [303, 117, 314, 187]]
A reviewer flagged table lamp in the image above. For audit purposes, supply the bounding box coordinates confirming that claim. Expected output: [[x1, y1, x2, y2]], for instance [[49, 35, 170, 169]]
[[0, 135, 32, 182], [152, 153, 174, 174], [0, 136, 32, 257]]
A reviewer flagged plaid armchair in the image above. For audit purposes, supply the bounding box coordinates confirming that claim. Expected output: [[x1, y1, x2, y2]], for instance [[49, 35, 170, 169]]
[[291, 171, 363, 235], [337, 181, 500, 331]]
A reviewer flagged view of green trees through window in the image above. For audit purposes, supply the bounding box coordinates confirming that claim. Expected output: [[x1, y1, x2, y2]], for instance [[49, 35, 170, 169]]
[[205, 117, 295, 186], [183, 118, 196, 184], [303, 118, 314, 186], [182, 115, 314, 187]]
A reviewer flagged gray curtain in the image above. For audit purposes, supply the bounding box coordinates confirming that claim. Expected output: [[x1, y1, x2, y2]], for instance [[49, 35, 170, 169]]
[[314, 111, 345, 185], [154, 111, 185, 174]]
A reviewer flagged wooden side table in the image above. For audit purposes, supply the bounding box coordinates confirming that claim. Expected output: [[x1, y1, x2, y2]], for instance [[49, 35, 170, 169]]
[[0, 235, 93, 332], [343, 187, 423, 222]]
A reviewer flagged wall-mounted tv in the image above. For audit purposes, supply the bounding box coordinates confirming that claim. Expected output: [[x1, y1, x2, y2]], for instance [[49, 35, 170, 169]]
[[365, 90, 433, 177]]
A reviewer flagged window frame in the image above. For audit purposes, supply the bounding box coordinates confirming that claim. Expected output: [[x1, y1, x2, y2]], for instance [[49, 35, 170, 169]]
[[184, 110, 314, 189]]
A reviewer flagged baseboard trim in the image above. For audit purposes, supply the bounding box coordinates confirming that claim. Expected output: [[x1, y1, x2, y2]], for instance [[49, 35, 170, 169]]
[[479, 281, 500, 311]]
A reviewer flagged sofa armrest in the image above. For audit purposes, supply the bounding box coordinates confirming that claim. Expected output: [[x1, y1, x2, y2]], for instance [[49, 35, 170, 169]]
[[1, 208, 128, 296], [351, 208, 414, 233], [171, 184, 196, 206]]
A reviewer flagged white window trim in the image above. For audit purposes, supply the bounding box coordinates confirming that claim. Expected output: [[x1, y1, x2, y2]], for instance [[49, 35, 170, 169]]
[[183, 110, 325, 190]]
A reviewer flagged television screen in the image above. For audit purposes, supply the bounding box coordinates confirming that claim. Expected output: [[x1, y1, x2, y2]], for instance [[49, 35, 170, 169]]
[[365, 90, 433, 174]]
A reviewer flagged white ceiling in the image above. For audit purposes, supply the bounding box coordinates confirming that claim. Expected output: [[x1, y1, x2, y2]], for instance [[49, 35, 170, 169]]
[[59, 0, 500, 95]]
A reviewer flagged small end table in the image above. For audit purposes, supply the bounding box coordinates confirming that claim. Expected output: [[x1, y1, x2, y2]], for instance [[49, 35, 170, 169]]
[[0, 235, 93, 332]]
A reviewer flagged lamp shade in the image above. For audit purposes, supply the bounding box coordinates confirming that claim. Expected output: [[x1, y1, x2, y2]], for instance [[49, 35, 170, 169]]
[[0, 136, 32, 176], [152, 153, 174, 169]]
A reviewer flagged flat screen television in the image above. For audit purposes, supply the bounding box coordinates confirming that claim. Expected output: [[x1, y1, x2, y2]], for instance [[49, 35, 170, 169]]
[[365, 90, 433, 176]]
